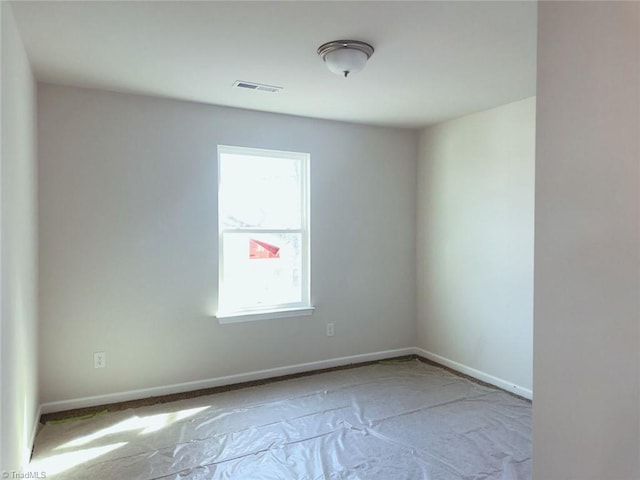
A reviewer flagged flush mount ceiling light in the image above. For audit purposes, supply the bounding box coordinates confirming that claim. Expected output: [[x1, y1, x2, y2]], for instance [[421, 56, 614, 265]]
[[317, 40, 374, 78]]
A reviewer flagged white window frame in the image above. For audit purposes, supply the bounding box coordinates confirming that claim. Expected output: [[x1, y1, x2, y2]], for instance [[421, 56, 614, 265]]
[[216, 145, 313, 323]]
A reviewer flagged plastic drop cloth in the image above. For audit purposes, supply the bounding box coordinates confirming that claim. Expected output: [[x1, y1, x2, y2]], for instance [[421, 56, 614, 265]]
[[30, 360, 531, 480]]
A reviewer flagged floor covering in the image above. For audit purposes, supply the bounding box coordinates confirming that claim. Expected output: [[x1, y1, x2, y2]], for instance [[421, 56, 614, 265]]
[[30, 359, 531, 479]]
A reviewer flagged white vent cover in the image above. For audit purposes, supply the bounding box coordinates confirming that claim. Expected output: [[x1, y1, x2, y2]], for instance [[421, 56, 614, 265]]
[[233, 81, 283, 93]]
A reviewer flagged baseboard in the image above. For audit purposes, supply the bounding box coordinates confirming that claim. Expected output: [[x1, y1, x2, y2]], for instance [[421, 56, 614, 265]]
[[39, 346, 531, 415], [413, 348, 532, 400], [39, 347, 415, 414]]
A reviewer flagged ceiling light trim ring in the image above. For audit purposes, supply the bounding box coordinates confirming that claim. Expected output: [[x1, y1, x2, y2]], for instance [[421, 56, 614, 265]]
[[317, 40, 374, 60]]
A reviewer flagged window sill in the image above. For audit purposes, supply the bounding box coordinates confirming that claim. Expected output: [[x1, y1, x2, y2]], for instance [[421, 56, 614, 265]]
[[216, 306, 315, 324]]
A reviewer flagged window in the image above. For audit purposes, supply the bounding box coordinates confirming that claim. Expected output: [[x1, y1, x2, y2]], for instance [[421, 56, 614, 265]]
[[217, 145, 312, 322]]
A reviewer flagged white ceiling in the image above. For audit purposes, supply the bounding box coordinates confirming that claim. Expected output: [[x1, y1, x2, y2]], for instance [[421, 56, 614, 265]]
[[10, 1, 537, 129]]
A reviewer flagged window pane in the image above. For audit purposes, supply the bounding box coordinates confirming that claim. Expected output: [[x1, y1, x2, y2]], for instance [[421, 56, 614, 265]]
[[220, 154, 302, 229], [221, 232, 303, 310]]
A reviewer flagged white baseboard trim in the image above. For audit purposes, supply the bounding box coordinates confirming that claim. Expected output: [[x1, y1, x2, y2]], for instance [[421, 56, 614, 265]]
[[39, 347, 531, 415], [413, 347, 532, 400], [39, 347, 415, 414]]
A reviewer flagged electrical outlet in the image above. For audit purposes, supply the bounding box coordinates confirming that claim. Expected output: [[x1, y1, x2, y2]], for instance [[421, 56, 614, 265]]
[[94, 351, 106, 369], [326, 323, 335, 337]]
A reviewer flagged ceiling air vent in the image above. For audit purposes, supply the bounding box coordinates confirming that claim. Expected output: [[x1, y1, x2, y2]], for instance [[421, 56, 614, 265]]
[[233, 81, 283, 93]]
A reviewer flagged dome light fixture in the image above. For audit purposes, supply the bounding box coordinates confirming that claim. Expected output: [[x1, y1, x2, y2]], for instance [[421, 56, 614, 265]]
[[317, 40, 374, 78]]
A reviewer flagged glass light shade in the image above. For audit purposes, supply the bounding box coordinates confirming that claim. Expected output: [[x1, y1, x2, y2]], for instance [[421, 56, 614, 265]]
[[324, 48, 369, 77]]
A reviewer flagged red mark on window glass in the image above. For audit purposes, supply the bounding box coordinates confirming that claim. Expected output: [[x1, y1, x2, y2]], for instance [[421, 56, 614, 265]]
[[249, 239, 281, 259]]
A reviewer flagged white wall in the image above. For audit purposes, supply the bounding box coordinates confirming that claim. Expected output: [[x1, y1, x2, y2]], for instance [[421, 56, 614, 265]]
[[416, 97, 535, 393], [37, 84, 418, 405], [0, 2, 39, 472], [533, 3, 639, 479]]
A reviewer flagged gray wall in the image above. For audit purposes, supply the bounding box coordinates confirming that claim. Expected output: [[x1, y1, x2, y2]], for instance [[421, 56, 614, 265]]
[[0, 2, 38, 472], [416, 97, 535, 392], [37, 84, 418, 404], [533, 2, 639, 479]]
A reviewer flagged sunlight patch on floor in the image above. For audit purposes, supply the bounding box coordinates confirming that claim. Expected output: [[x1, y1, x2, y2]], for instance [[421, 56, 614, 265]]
[[55, 406, 210, 449], [30, 442, 127, 476]]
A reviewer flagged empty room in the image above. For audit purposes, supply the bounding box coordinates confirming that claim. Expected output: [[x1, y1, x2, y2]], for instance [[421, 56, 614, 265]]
[[1, 1, 638, 479]]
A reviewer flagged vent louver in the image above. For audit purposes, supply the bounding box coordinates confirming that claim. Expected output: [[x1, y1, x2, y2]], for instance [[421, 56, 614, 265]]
[[233, 81, 283, 93]]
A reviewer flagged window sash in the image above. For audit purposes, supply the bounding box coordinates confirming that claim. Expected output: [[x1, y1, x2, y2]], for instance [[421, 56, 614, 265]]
[[217, 146, 310, 317]]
